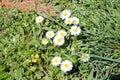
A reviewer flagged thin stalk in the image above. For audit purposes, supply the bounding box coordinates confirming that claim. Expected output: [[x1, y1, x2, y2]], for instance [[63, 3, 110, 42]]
[[44, 16, 67, 30]]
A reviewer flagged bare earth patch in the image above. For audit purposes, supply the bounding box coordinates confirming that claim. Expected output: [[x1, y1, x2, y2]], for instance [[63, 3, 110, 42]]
[[0, 0, 56, 15]]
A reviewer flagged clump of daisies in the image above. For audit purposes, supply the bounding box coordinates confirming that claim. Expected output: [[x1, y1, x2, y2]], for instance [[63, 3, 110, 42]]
[[51, 56, 73, 72], [35, 10, 90, 73], [60, 9, 81, 36], [36, 9, 81, 47]]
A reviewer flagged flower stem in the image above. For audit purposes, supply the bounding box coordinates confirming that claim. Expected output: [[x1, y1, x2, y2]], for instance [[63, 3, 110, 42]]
[[44, 16, 67, 30]]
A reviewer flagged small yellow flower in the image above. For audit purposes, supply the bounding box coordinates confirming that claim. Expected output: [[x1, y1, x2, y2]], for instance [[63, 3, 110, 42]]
[[31, 58, 38, 63], [35, 54, 39, 59]]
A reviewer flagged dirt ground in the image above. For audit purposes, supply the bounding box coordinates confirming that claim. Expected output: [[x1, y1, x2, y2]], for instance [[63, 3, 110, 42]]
[[0, 0, 56, 14]]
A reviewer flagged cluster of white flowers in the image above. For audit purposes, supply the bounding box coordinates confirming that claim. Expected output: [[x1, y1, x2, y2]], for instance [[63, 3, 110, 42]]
[[51, 54, 90, 72], [35, 11, 90, 73], [41, 30, 66, 46], [60, 9, 81, 36], [35, 9, 82, 46], [51, 56, 73, 72]]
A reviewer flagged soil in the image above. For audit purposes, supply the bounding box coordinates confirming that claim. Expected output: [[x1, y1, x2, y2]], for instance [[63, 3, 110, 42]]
[[0, 0, 56, 15]]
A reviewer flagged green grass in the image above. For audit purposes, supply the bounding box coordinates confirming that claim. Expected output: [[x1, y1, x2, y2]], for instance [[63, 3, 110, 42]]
[[0, 0, 120, 80]]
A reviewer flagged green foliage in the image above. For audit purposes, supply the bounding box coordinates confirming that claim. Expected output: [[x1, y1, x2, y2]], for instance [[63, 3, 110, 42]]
[[0, 0, 120, 80]]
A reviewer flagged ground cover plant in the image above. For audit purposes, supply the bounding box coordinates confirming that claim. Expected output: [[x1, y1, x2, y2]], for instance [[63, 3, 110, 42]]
[[0, 0, 120, 80]]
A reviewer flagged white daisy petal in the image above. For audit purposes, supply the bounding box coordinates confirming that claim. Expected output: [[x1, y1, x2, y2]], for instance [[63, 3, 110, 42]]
[[81, 54, 90, 62], [65, 18, 73, 25], [46, 31, 55, 39], [60, 9, 71, 20], [42, 38, 48, 45], [72, 17, 79, 25], [57, 30, 67, 38], [53, 36, 65, 46], [70, 26, 81, 36], [60, 60, 73, 72], [51, 56, 62, 66], [35, 16, 44, 23]]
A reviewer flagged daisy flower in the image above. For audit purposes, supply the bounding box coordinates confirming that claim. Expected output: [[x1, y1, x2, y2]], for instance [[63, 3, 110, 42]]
[[51, 56, 62, 66], [70, 26, 81, 36], [65, 18, 73, 25], [60, 9, 71, 20], [72, 17, 79, 25], [60, 60, 73, 72], [35, 16, 44, 23], [35, 54, 39, 59], [81, 54, 90, 62], [53, 36, 65, 46], [46, 31, 54, 39], [42, 38, 48, 45], [57, 30, 67, 38]]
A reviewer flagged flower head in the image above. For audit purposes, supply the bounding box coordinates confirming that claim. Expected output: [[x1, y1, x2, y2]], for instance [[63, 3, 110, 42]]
[[42, 38, 48, 45], [46, 31, 54, 39], [72, 17, 79, 25], [65, 18, 73, 25], [81, 54, 90, 62], [35, 54, 39, 59], [70, 26, 81, 36], [53, 36, 65, 46], [31, 58, 38, 63], [57, 30, 67, 38], [51, 56, 62, 66], [60, 60, 73, 72], [35, 16, 44, 23], [60, 9, 71, 20]]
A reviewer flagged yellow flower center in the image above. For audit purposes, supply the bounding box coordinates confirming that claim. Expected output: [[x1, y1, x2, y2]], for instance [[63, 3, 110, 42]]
[[55, 60, 59, 63], [57, 38, 61, 43], [38, 18, 41, 21], [64, 64, 69, 68], [43, 39, 48, 43], [35, 54, 39, 59], [73, 28, 78, 32], [73, 19, 77, 23], [64, 13, 67, 16], [48, 33, 52, 37], [67, 20, 71, 23], [60, 32, 64, 36], [83, 55, 87, 59]]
